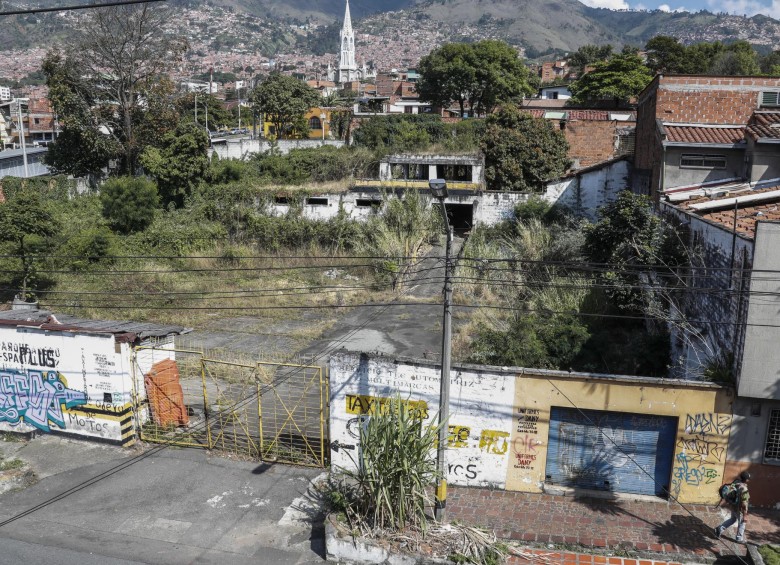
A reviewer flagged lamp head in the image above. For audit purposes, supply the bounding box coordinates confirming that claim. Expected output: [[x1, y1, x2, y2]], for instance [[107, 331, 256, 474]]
[[428, 178, 448, 199]]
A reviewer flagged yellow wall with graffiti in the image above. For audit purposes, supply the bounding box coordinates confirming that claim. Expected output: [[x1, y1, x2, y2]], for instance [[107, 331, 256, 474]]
[[506, 373, 732, 504]]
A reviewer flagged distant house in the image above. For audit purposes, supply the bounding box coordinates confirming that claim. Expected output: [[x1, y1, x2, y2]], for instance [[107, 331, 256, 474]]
[[523, 103, 636, 170], [538, 85, 571, 100]]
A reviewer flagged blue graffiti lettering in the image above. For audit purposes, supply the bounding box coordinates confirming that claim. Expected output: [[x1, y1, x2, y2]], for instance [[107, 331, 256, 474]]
[[673, 452, 718, 486], [0, 369, 87, 432]]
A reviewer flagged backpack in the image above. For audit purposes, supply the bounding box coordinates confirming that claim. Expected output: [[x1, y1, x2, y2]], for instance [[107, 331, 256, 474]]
[[719, 481, 740, 505]]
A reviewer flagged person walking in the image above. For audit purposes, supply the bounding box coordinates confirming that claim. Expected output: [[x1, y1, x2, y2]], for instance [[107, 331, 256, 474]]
[[715, 471, 751, 543]]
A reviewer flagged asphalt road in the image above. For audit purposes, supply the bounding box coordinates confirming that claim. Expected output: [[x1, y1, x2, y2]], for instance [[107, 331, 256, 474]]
[[0, 436, 326, 564]]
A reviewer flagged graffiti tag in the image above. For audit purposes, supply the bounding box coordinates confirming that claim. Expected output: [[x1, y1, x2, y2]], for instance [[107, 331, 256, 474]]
[[676, 435, 725, 463], [0, 369, 87, 432], [673, 452, 719, 486], [684, 413, 731, 436]]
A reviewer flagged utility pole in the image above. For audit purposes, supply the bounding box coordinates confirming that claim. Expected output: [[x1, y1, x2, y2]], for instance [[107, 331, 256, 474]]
[[17, 99, 29, 177], [429, 178, 452, 522]]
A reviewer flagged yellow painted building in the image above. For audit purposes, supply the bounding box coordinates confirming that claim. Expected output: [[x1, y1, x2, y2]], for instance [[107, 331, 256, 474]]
[[262, 106, 334, 140]]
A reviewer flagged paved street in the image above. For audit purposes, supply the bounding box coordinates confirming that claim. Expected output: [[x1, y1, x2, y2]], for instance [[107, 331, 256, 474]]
[[0, 436, 326, 564]]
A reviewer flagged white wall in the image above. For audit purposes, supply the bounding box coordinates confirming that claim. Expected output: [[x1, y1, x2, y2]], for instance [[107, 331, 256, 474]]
[[329, 352, 516, 488], [210, 139, 345, 160], [545, 159, 631, 221], [0, 327, 133, 442]]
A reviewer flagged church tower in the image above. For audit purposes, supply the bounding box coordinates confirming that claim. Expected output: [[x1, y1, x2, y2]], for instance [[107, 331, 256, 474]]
[[338, 0, 358, 83]]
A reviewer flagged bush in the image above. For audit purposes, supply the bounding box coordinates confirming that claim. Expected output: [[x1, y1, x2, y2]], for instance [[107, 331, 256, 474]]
[[130, 208, 227, 255], [59, 227, 118, 270], [333, 396, 440, 530], [468, 312, 590, 370], [100, 176, 159, 234], [759, 545, 780, 565]]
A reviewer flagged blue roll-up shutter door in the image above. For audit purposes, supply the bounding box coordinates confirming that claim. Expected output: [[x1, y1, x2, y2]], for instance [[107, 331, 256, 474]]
[[545, 407, 677, 496]]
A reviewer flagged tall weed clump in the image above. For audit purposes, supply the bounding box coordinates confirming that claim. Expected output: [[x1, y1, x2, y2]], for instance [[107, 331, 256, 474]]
[[363, 189, 440, 288], [334, 397, 440, 531]]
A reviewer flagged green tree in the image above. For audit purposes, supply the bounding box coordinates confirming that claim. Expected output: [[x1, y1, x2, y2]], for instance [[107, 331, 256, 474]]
[[469, 313, 590, 369], [43, 4, 186, 176], [569, 53, 653, 106], [583, 190, 684, 312], [709, 42, 761, 75], [0, 187, 59, 300], [480, 105, 570, 192], [250, 73, 319, 139], [567, 44, 614, 71], [417, 42, 476, 118], [140, 122, 209, 207], [176, 92, 233, 131], [645, 36, 690, 74], [417, 40, 531, 117], [100, 176, 159, 234]]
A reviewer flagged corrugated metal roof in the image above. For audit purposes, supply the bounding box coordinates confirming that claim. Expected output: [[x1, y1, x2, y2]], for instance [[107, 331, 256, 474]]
[[747, 111, 780, 140], [677, 183, 780, 239], [0, 309, 190, 341], [664, 125, 745, 145]]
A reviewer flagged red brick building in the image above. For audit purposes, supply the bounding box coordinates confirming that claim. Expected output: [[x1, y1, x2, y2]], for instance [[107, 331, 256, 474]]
[[634, 75, 780, 198], [524, 107, 636, 169]]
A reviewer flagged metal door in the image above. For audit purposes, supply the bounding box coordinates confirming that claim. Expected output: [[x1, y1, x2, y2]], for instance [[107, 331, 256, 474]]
[[545, 407, 677, 496]]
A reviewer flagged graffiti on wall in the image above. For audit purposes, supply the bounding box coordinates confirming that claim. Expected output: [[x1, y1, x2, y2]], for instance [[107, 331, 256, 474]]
[[671, 412, 731, 499], [0, 368, 88, 432]]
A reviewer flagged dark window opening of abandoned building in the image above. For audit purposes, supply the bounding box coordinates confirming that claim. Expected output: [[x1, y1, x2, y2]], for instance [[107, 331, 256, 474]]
[[445, 203, 474, 233], [436, 164, 472, 182], [307, 197, 329, 206], [274, 196, 289, 205], [356, 199, 380, 208], [390, 163, 427, 180]]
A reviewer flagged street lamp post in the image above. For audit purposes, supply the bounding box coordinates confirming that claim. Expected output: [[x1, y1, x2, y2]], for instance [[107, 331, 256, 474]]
[[429, 178, 452, 522], [320, 112, 327, 142]]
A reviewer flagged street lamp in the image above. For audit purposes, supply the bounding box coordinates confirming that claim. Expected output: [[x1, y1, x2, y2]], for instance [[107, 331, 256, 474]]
[[320, 111, 327, 142], [429, 178, 452, 522]]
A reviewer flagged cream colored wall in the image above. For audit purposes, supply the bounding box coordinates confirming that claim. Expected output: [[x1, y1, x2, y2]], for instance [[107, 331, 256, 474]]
[[506, 374, 733, 504]]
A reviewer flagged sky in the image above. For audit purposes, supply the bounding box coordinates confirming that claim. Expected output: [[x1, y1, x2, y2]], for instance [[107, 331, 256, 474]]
[[579, 0, 780, 18]]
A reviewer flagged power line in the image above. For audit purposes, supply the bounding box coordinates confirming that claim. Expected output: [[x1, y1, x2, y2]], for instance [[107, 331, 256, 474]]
[[0, 0, 165, 17]]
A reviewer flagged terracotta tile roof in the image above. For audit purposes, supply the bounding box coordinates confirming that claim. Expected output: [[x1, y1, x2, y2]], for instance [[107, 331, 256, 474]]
[[746, 111, 780, 140], [521, 109, 636, 121], [664, 125, 745, 145]]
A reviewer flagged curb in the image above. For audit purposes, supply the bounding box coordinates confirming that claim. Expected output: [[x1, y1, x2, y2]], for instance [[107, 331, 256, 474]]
[[747, 544, 764, 565], [324, 515, 452, 565]]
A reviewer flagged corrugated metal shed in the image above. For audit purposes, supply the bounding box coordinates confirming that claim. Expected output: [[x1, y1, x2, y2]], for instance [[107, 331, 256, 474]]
[[0, 309, 191, 342]]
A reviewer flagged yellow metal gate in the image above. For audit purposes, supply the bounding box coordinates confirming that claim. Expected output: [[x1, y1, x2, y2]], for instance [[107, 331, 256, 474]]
[[132, 347, 328, 467]]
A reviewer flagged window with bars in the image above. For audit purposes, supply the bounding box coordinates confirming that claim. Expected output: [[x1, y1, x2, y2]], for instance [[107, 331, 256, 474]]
[[765, 409, 780, 463], [680, 154, 728, 169]]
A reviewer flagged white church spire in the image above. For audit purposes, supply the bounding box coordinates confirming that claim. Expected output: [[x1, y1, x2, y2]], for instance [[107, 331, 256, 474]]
[[338, 0, 357, 83]]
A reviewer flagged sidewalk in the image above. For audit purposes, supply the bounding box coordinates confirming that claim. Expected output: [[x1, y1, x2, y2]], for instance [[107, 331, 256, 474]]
[[448, 486, 780, 562]]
